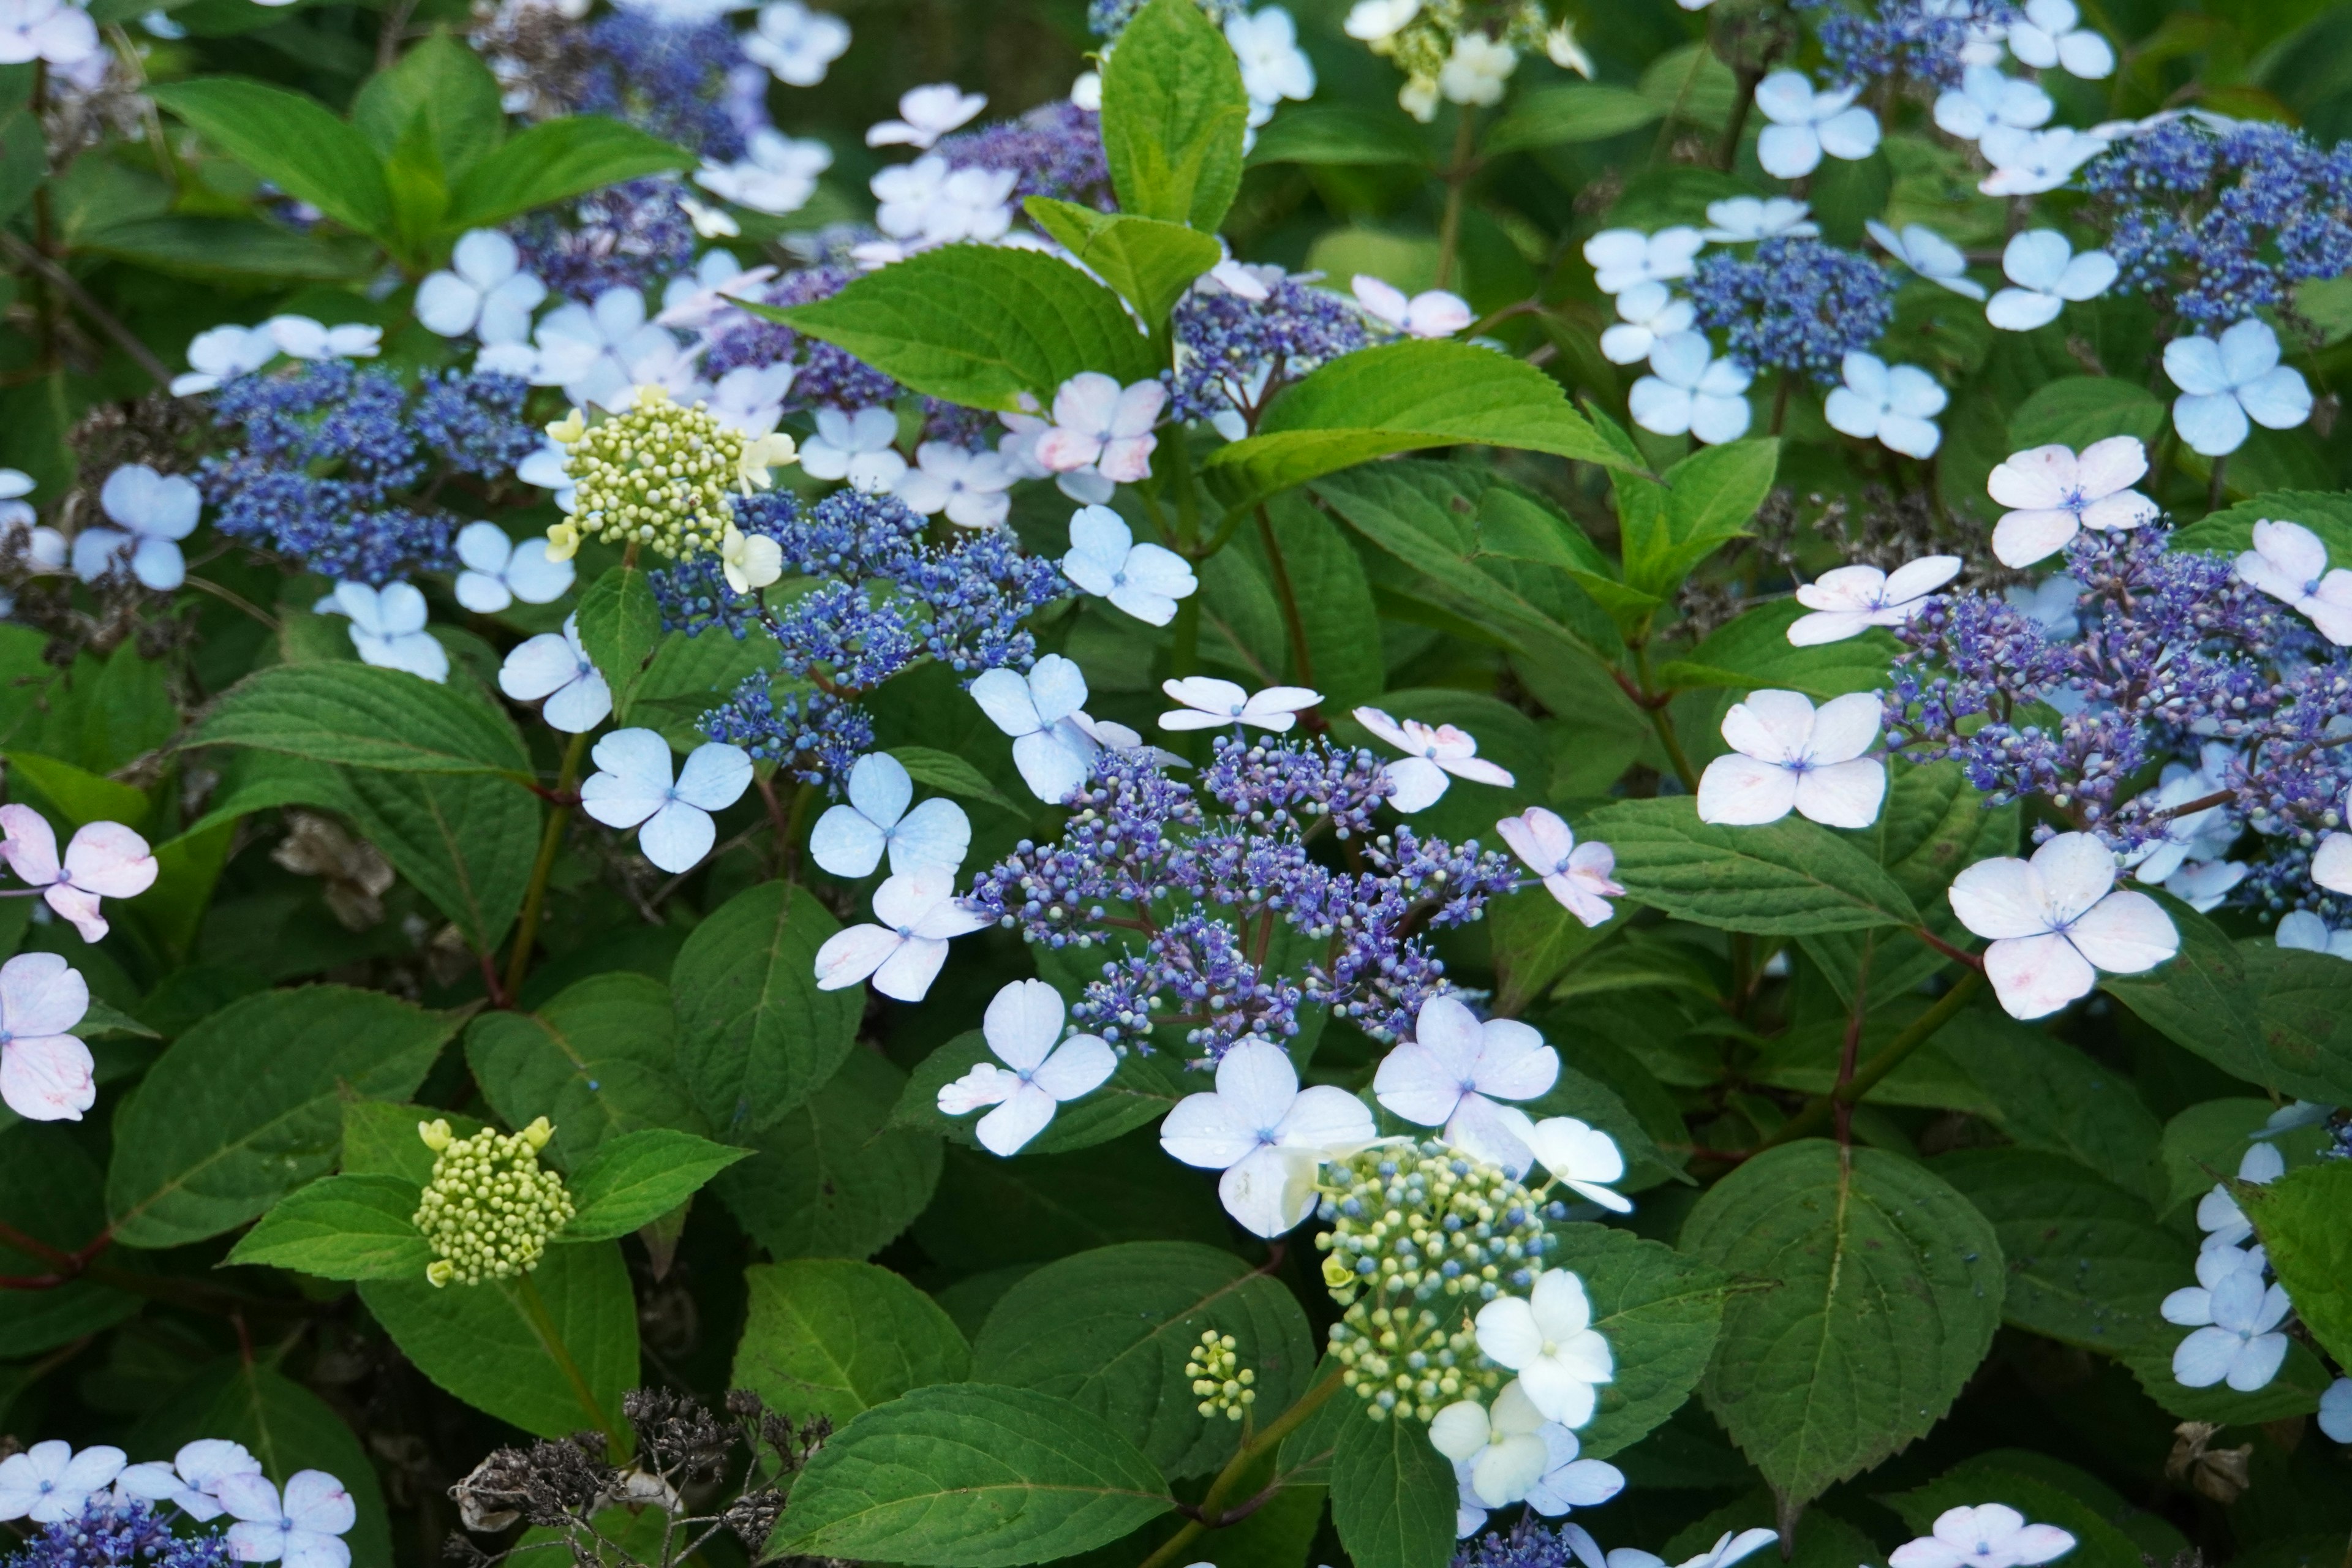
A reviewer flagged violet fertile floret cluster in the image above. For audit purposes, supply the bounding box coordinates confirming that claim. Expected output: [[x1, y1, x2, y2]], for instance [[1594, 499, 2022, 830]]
[[576, 10, 758, 160], [511, 177, 698, 303], [1167, 274, 1374, 428], [2082, 118, 2352, 329], [701, 265, 903, 410], [1794, 0, 2013, 91], [1886, 526, 2352, 920], [933, 100, 1113, 211], [200, 363, 534, 585], [4, 1499, 236, 1568], [964, 736, 1521, 1061], [1689, 237, 1894, 385], [650, 490, 1064, 785]]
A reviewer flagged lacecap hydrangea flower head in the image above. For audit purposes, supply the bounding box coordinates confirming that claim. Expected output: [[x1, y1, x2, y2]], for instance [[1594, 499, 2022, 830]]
[[412, 1117, 576, 1287]]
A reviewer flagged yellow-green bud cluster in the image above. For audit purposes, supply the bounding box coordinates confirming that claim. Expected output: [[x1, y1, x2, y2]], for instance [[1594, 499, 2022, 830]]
[[560, 388, 743, 560], [1185, 1330, 1256, 1422], [413, 1117, 575, 1287], [1313, 1139, 1558, 1423]]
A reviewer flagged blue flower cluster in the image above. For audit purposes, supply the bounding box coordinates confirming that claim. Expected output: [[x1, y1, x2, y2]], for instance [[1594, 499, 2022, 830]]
[[703, 265, 902, 410], [966, 737, 1520, 1060], [1887, 527, 2352, 922], [1167, 274, 1373, 428], [1690, 237, 1894, 384], [4, 1499, 236, 1568], [576, 10, 756, 160], [1452, 1522, 1583, 1568], [1796, 0, 2012, 91], [511, 177, 698, 303], [934, 100, 1113, 211], [2082, 118, 2352, 329], [650, 490, 1066, 785], [200, 363, 536, 584]]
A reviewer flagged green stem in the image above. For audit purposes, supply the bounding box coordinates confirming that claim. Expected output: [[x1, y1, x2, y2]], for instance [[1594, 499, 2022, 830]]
[[1434, 108, 1479, 292], [512, 1272, 623, 1453], [503, 730, 589, 1003], [1756, 970, 1984, 1152], [1136, 1368, 1346, 1568], [1632, 645, 1699, 791], [1256, 505, 1317, 694]]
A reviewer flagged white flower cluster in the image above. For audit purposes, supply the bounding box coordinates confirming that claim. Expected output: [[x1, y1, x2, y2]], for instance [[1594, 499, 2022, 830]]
[[1, 1438, 356, 1568]]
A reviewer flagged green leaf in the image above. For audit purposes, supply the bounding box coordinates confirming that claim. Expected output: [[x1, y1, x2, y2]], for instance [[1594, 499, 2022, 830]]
[[970, 1242, 1316, 1480], [2169, 489, 2352, 561], [733, 1259, 972, 1428], [889, 744, 1023, 814], [1313, 462, 1616, 661], [351, 32, 504, 178], [2236, 943, 2352, 1104], [1246, 492, 1388, 706], [1330, 1404, 1457, 1568], [574, 562, 663, 722], [671, 880, 861, 1135], [912, 1132, 1233, 1272], [360, 1239, 638, 1438], [467, 973, 703, 1168], [1543, 1223, 1735, 1458], [759, 244, 1157, 412], [224, 1172, 432, 1281], [2155, 1098, 2337, 1220], [1484, 85, 1665, 154], [1640, 42, 1738, 130], [148, 78, 393, 242], [1657, 599, 1902, 698], [132, 1362, 394, 1568], [1681, 1140, 2005, 1506], [560, 1128, 748, 1240], [772, 1383, 1174, 1567], [442, 115, 691, 231], [75, 216, 375, 282], [1581, 797, 1923, 935], [341, 1101, 486, 1185], [1208, 341, 1628, 512], [341, 767, 540, 954], [194, 662, 530, 776], [2101, 893, 2274, 1088], [0, 1128, 138, 1359], [1942, 1012, 2164, 1204], [1620, 439, 1779, 597], [1098, 0, 1250, 229], [106, 987, 458, 1248], [1245, 105, 1430, 167], [713, 1049, 942, 1259], [1933, 1148, 2179, 1353], [1023, 200, 1221, 327], [898, 1030, 1187, 1157], [2244, 1161, 2352, 1368], [2006, 376, 2165, 451]]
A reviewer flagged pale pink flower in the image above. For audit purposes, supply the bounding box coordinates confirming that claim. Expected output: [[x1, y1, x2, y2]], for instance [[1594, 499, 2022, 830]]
[[1159, 677, 1321, 734], [1353, 706, 1514, 811], [1695, 690, 1886, 830], [1496, 809, 1621, 928], [1787, 556, 1961, 645], [1033, 373, 1166, 484], [1948, 832, 2179, 1019], [1373, 992, 1558, 1172], [0, 951, 93, 1123], [1890, 1506, 2077, 1568], [1352, 275, 1474, 338], [937, 979, 1115, 1156], [0, 805, 157, 941], [812, 867, 990, 1001], [1987, 436, 2158, 568], [215, 1469, 356, 1568]]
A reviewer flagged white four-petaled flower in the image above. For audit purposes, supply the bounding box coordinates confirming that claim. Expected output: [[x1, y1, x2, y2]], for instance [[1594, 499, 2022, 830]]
[[215, 1468, 356, 1568], [115, 1439, 263, 1524], [2166, 1268, 2294, 1393], [1372, 992, 1559, 1172], [1506, 1114, 1632, 1212], [1629, 333, 1753, 445], [1696, 690, 1887, 829], [937, 978, 1116, 1155], [2006, 0, 2114, 78], [2277, 910, 2352, 960], [896, 442, 1016, 529], [1033, 373, 1166, 484], [800, 407, 908, 492], [1985, 230, 2116, 331], [1825, 352, 1948, 458], [1932, 65, 2052, 141], [0, 805, 156, 944], [579, 729, 753, 873], [1978, 125, 2108, 197], [1227, 7, 1316, 126], [1496, 809, 1622, 928], [1599, 282, 1696, 366], [1889, 1505, 2079, 1568], [742, 0, 849, 86], [1350, 706, 1513, 811], [0, 1441, 126, 1525], [453, 520, 574, 613], [497, 616, 612, 734], [1060, 505, 1197, 626], [2164, 318, 2312, 457], [1582, 228, 1703, 295], [0, 950, 94, 1123], [1159, 1038, 1376, 1237], [323, 581, 448, 683], [971, 654, 1109, 803], [75, 464, 199, 590], [415, 231, 546, 345], [813, 866, 990, 1001], [1948, 832, 2180, 1019], [867, 83, 986, 149], [695, 130, 833, 216], [2233, 519, 2352, 644], [1161, 677, 1322, 734], [1472, 1268, 1615, 1425], [1699, 197, 1817, 243], [171, 322, 279, 396], [1752, 70, 1881, 179], [1986, 437, 2158, 567], [1351, 275, 1473, 338], [1431, 1380, 1623, 1512], [810, 752, 971, 879], [1788, 556, 1961, 645], [1866, 221, 1986, 300]]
